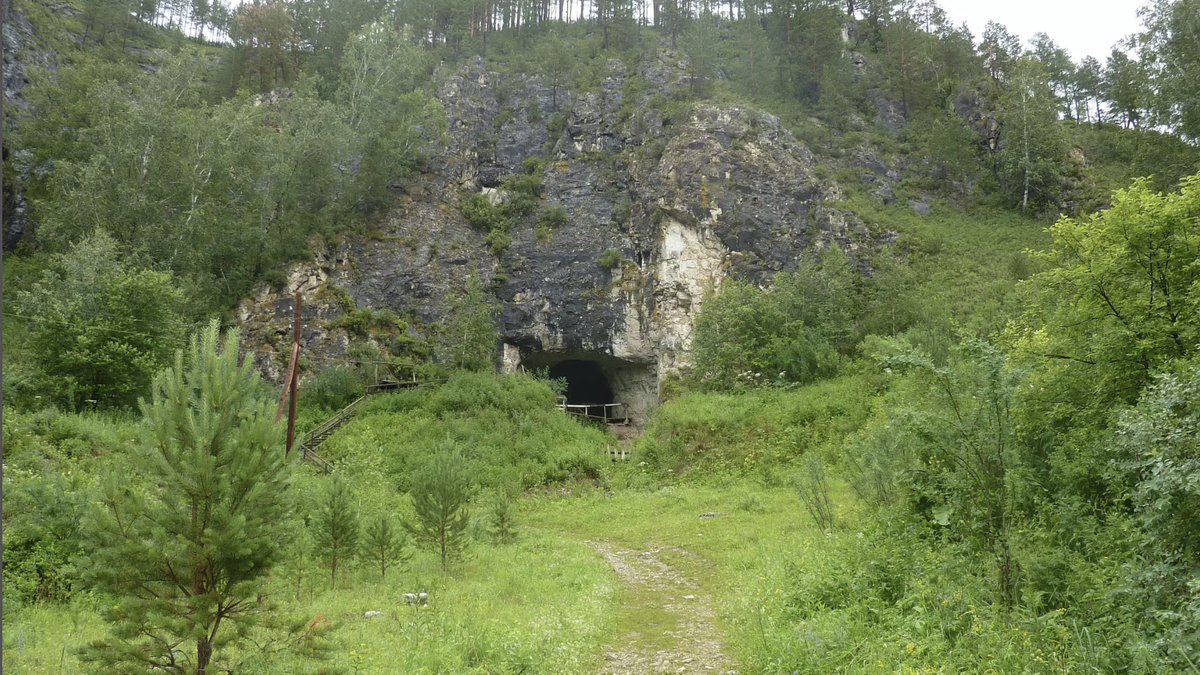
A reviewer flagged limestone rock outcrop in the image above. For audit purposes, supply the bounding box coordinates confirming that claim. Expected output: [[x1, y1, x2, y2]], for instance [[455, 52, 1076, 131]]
[[238, 53, 876, 421]]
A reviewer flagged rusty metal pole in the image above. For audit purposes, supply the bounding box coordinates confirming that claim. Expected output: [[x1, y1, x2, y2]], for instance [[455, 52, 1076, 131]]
[[285, 293, 301, 457], [275, 339, 299, 423]]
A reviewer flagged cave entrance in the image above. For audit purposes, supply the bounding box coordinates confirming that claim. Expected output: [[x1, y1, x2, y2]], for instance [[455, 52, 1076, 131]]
[[548, 359, 614, 406], [516, 350, 657, 426]]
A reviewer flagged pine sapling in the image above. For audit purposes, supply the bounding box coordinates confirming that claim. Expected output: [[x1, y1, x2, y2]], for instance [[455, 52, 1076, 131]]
[[406, 449, 472, 570], [313, 476, 360, 587], [489, 495, 518, 545], [363, 516, 410, 580]]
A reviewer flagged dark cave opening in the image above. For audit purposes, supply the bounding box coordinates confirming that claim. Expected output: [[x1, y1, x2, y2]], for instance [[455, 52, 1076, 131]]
[[547, 359, 614, 406]]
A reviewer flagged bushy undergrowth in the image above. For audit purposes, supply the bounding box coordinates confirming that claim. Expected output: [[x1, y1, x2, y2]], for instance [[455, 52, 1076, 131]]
[[633, 374, 878, 480], [1, 407, 141, 608], [320, 371, 608, 492]]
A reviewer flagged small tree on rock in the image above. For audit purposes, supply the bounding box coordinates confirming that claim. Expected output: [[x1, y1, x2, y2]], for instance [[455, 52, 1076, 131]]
[[406, 448, 472, 569], [313, 476, 361, 587]]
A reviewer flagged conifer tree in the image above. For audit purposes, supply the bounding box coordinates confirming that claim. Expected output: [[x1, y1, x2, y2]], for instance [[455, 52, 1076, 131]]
[[82, 321, 291, 675], [363, 516, 410, 580], [313, 476, 361, 587], [406, 448, 472, 569]]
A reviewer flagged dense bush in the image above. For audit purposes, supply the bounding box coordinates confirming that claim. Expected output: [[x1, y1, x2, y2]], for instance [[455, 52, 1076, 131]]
[[596, 248, 627, 269], [537, 204, 569, 229], [303, 365, 366, 411], [688, 248, 856, 390], [13, 232, 185, 410], [322, 371, 606, 491], [634, 375, 876, 476], [1115, 363, 1200, 664]]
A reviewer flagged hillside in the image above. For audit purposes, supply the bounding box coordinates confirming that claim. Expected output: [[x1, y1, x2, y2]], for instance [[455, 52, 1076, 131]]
[[5, 0, 1200, 673]]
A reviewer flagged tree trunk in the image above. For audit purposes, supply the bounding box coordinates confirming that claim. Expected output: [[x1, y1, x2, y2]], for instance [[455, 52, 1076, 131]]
[[1021, 86, 1030, 213], [196, 637, 213, 675], [331, 555, 337, 587]]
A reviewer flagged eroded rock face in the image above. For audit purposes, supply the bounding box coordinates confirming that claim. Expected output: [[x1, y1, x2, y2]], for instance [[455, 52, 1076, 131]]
[[3, 3, 56, 250], [238, 53, 875, 421]]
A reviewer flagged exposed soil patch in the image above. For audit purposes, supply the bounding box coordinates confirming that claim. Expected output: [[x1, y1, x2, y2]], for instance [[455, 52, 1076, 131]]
[[585, 541, 737, 675]]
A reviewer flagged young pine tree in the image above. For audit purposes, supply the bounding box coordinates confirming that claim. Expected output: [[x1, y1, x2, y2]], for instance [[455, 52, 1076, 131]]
[[313, 476, 361, 587], [363, 516, 410, 580], [82, 321, 291, 675], [406, 449, 472, 569], [489, 494, 518, 545]]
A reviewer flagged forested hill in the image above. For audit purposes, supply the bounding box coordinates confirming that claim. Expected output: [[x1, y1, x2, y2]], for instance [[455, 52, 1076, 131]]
[[8, 0, 1200, 673], [5, 0, 1199, 274]]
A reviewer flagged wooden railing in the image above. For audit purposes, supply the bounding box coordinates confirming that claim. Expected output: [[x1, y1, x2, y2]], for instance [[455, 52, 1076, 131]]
[[297, 379, 446, 473], [557, 399, 629, 425]]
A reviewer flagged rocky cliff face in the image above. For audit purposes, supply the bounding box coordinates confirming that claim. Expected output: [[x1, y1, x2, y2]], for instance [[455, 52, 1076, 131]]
[[3, 0, 59, 250], [238, 51, 876, 421]]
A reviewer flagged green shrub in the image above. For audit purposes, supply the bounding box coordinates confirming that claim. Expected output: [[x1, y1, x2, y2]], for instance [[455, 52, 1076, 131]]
[[501, 172, 543, 217], [688, 247, 856, 390], [537, 204, 568, 229], [323, 372, 606, 492], [596, 248, 627, 269], [461, 192, 510, 232], [313, 476, 361, 587], [304, 365, 365, 411], [484, 229, 513, 257]]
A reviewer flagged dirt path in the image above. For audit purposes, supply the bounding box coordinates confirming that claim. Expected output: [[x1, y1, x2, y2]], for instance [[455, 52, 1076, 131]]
[[585, 542, 737, 675]]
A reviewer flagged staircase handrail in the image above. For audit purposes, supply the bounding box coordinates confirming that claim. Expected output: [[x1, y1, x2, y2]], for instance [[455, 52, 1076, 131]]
[[298, 396, 366, 446]]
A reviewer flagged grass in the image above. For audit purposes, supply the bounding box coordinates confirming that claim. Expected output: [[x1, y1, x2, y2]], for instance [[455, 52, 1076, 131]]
[[1, 416, 1135, 675], [1, 526, 619, 674]]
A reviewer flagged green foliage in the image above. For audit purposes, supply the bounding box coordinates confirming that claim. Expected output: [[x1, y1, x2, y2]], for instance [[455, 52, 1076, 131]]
[[436, 275, 498, 372], [636, 375, 876, 476], [461, 192, 511, 233], [488, 494, 518, 545], [689, 249, 855, 390], [13, 231, 184, 410], [1010, 174, 1200, 412], [792, 455, 835, 532], [303, 365, 365, 411], [406, 447, 472, 569], [313, 476, 361, 588], [1137, 0, 1200, 141], [16, 41, 437, 318], [680, 17, 719, 97], [460, 172, 543, 255], [905, 109, 983, 195], [876, 339, 1023, 607], [81, 321, 291, 674], [2, 471, 92, 606], [500, 171, 544, 217], [320, 371, 606, 491], [997, 57, 1070, 212], [337, 23, 440, 209], [537, 203, 569, 229], [534, 34, 574, 113], [1113, 364, 1200, 665], [595, 247, 627, 270], [362, 516, 409, 581], [328, 306, 406, 336]]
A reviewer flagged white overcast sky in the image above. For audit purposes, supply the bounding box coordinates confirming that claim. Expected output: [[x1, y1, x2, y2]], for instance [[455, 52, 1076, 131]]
[[936, 0, 1144, 62]]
